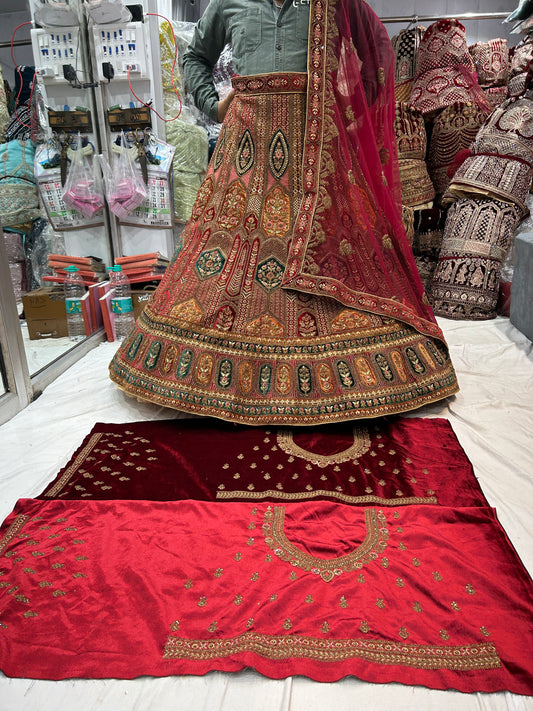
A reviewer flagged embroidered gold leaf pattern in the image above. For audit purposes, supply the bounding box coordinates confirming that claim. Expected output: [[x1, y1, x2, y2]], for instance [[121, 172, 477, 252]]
[[184, 579, 193, 589], [214, 568, 223, 578], [283, 619, 292, 630], [251, 572, 259, 582], [277, 427, 370, 466], [466, 584, 475, 595], [270, 593, 278, 601], [440, 630, 450, 641], [262, 506, 389, 583], [198, 596, 207, 607], [208, 621, 218, 633], [234, 553, 242, 562], [480, 627, 491, 637], [412, 558, 421, 567], [396, 577, 405, 588], [451, 601, 461, 612], [23, 611, 38, 618], [234, 594, 243, 606], [399, 627, 409, 640], [306, 595, 314, 604], [170, 620, 180, 632], [357, 574, 365, 584], [433, 571, 442, 582], [321, 621, 331, 633], [360, 619, 370, 633], [339, 596, 348, 609], [413, 602, 423, 613], [376, 598, 385, 609]]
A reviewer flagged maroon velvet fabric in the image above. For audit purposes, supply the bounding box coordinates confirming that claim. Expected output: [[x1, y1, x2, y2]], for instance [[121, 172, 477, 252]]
[[38, 417, 488, 508]]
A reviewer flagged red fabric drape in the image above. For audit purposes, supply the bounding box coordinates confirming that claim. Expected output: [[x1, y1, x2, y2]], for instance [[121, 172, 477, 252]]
[[0, 497, 532, 693], [283, 0, 442, 340]]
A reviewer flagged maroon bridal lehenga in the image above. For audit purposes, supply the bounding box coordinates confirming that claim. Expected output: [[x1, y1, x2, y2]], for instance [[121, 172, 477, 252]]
[[109, 0, 459, 424]]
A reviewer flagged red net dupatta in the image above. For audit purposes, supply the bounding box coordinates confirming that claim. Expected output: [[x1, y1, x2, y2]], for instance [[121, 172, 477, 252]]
[[283, 0, 443, 342]]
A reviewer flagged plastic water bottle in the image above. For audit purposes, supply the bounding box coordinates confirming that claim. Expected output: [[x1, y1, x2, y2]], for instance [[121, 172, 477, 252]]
[[64, 265, 86, 342], [109, 264, 135, 341]]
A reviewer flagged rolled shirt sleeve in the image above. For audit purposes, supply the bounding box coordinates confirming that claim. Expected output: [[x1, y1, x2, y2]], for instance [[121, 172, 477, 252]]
[[183, 0, 229, 123]]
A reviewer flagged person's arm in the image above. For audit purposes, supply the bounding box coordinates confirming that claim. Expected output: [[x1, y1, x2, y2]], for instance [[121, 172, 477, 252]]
[[182, 0, 230, 122]]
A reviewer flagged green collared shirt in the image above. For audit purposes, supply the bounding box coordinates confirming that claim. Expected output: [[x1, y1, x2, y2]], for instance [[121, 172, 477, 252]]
[[183, 0, 310, 121]]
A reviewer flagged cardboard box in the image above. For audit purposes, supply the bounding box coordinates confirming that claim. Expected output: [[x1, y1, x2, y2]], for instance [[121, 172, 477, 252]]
[[132, 290, 154, 320], [22, 286, 68, 340]]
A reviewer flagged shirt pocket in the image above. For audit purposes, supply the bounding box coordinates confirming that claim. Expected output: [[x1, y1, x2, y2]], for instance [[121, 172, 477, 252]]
[[232, 8, 263, 56]]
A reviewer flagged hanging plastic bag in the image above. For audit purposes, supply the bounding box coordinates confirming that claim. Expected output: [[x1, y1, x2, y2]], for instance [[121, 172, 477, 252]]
[[62, 134, 105, 218], [101, 132, 147, 220]]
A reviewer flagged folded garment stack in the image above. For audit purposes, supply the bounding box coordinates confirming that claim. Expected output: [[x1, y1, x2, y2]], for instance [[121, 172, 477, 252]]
[[469, 39, 510, 110], [394, 102, 435, 210], [391, 26, 425, 102], [431, 94, 533, 319]]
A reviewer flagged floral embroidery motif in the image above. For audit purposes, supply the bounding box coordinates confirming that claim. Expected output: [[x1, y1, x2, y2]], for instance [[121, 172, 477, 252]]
[[261, 186, 290, 237], [144, 342, 161, 371], [255, 257, 285, 291], [219, 181, 246, 230], [170, 299, 203, 326], [195, 249, 226, 279], [235, 130, 255, 176], [269, 130, 290, 179], [190, 176, 214, 221], [196, 354, 214, 385]]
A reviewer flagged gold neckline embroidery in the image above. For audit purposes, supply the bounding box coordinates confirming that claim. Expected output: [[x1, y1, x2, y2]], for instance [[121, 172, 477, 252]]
[[276, 426, 371, 467], [262, 506, 388, 582]]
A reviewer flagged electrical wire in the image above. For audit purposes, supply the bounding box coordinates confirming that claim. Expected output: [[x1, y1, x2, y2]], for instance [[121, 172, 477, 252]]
[[126, 12, 182, 123], [11, 21, 36, 130]]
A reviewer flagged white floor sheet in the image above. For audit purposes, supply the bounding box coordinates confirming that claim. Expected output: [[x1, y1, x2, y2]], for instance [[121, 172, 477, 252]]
[[0, 316, 532, 711]]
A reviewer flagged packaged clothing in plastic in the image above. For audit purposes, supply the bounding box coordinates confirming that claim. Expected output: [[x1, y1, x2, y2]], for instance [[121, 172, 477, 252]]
[[101, 133, 147, 219], [62, 136, 105, 219]]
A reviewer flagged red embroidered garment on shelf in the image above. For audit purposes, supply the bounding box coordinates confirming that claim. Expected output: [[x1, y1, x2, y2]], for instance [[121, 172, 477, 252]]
[[38, 417, 488, 508], [0, 497, 532, 694]]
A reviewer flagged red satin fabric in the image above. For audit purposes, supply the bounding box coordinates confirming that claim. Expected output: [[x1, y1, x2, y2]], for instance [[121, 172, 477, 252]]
[[39, 417, 488, 508], [0, 498, 532, 694]]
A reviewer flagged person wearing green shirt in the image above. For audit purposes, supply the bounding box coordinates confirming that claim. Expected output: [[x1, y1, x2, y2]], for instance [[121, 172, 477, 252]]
[[183, 0, 310, 123]]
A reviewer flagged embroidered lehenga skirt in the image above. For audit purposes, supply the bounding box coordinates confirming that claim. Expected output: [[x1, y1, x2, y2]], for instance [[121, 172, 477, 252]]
[[110, 74, 458, 425]]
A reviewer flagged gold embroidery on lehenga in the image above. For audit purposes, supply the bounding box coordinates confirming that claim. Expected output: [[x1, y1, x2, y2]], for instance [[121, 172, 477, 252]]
[[276, 427, 371, 466], [262, 506, 388, 582]]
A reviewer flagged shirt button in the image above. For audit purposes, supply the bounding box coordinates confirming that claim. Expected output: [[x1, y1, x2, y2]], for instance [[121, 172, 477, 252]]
[[276, 43, 282, 50], [277, 20, 282, 27]]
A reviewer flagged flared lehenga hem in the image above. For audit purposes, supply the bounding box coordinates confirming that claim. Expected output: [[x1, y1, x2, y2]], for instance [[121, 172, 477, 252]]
[[109, 71, 458, 424], [109, 309, 458, 425]]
